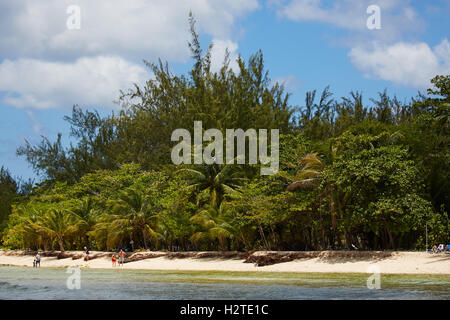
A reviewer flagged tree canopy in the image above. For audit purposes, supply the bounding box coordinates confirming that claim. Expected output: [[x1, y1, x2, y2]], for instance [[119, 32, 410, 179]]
[[2, 15, 449, 251]]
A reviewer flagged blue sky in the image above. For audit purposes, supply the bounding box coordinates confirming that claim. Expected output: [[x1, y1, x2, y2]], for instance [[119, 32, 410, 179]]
[[0, 0, 449, 182]]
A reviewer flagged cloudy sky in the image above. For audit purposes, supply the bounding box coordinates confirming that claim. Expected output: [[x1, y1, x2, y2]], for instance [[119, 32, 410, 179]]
[[1, 0, 449, 181]]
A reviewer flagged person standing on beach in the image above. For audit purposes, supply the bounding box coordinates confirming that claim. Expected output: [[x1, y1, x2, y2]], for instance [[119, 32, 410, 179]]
[[84, 246, 90, 261], [118, 249, 125, 267], [35, 253, 40, 267]]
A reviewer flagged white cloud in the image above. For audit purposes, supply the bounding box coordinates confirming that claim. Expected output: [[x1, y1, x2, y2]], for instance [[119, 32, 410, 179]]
[[272, 75, 302, 92], [348, 38, 450, 88], [279, 0, 364, 30], [277, 0, 423, 37], [0, 1, 259, 110], [275, 0, 440, 89], [0, 56, 151, 109], [209, 39, 240, 73], [0, 0, 259, 62], [24, 110, 43, 135]]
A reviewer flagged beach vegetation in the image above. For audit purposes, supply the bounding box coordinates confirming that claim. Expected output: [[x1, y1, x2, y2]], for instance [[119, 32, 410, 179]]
[[1, 16, 448, 251]]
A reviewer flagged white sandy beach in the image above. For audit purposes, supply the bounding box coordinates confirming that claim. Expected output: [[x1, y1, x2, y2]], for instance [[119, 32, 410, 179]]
[[0, 250, 449, 274]]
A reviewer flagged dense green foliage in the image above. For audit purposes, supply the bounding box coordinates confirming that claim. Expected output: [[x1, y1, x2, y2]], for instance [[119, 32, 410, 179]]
[[2, 16, 449, 251], [0, 167, 18, 231]]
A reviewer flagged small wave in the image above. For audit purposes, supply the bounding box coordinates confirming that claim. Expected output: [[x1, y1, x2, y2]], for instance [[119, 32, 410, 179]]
[[0, 281, 29, 291]]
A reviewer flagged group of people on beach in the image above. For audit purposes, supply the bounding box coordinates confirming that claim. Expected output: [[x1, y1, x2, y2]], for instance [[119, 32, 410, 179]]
[[430, 244, 450, 254], [31, 247, 126, 268], [112, 249, 126, 267], [83, 246, 126, 267], [32, 253, 40, 268]]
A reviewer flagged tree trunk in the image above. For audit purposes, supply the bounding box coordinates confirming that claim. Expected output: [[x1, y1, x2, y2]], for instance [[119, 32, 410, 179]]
[[58, 236, 64, 252], [319, 200, 326, 249], [259, 224, 270, 249], [269, 225, 278, 249], [388, 230, 395, 250], [142, 228, 148, 250], [329, 189, 337, 249], [344, 228, 352, 249]]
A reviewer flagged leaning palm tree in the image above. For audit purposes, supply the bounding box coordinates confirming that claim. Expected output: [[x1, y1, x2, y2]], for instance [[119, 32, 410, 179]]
[[280, 148, 340, 248], [285, 152, 325, 191], [109, 188, 161, 250], [282, 143, 340, 191], [177, 162, 246, 207], [190, 204, 235, 251], [88, 212, 115, 251], [71, 197, 98, 246], [38, 207, 76, 252], [7, 205, 47, 250]]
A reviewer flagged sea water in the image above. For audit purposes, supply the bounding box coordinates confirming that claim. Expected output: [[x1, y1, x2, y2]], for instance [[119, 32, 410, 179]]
[[0, 266, 448, 300]]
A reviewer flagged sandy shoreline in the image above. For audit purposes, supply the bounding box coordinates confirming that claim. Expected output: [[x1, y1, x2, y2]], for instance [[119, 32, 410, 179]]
[[0, 250, 449, 274]]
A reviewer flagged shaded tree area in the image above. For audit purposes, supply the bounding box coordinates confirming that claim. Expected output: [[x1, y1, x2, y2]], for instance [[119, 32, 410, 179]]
[[0, 167, 18, 230], [0, 167, 33, 240], [4, 15, 449, 251]]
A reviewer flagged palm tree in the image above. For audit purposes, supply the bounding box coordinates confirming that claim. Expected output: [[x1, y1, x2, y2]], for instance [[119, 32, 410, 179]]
[[281, 148, 342, 248], [190, 204, 235, 251], [109, 188, 161, 250], [7, 205, 47, 250], [177, 162, 246, 207], [71, 197, 98, 248], [285, 152, 324, 191], [38, 207, 76, 252]]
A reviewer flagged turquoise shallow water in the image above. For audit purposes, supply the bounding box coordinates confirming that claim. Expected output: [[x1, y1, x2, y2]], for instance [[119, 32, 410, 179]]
[[0, 266, 449, 300]]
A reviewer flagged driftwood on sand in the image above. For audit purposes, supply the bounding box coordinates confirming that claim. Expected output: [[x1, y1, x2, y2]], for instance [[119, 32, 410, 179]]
[[122, 252, 165, 263], [0, 249, 394, 267], [244, 251, 394, 266], [165, 251, 247, 260]]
